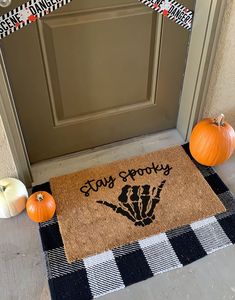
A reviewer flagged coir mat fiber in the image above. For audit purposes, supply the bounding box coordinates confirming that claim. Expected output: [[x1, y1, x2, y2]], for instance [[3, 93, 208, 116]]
[[49, 144, 225, 262], [34, 144, 235, 300]]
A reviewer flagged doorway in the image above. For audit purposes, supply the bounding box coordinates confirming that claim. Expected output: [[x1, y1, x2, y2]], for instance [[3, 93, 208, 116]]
[[0, 0, 225, 185]]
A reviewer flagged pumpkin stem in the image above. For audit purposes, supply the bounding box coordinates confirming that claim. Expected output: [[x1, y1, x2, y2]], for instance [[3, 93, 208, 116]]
[[214, 114, 225, 126], [36, 193, 44, 201], [0, 185, 6, 192]]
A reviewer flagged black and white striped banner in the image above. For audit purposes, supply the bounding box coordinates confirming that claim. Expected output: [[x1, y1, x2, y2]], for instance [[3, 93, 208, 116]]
[[0, 0, 193, 40], [139, 0, 194, 31], [0, 0, 72, 39]]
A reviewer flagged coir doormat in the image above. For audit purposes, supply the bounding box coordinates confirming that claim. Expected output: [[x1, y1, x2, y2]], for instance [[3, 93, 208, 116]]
[[34, 144, 235, 300], [49, 144, 226, 263]]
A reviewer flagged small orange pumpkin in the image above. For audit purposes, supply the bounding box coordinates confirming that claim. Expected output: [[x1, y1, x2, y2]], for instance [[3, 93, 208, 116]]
[[26, 191, 56, 222], [189, 114, 235, 166]]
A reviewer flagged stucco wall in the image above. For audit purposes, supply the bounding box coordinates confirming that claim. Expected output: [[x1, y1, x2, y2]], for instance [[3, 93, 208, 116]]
[[203, 0, 235, 127], [0, 115, 18, 179]]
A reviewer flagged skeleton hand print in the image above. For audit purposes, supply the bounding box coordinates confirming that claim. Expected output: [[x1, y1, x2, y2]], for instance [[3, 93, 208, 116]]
[[97, 180, 166, 227]]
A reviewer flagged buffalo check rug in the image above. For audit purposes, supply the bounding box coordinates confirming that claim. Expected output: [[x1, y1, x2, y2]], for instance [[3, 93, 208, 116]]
[[33, 144, 235, 300]]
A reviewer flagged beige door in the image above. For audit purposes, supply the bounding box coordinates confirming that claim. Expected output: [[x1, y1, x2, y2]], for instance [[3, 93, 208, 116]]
[[0, 0, 194, 163]]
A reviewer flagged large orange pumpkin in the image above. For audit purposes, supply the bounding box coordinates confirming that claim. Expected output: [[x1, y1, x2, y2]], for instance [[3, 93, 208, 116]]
[[26, 191, 56, 222], [189, 114, 235, 166]]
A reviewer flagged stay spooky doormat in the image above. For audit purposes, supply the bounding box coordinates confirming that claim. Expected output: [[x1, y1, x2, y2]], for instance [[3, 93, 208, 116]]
[[50, 145, 226, 263]]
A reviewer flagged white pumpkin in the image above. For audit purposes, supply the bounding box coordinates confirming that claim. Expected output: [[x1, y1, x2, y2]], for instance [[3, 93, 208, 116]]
[[0, 178, 28, 218]]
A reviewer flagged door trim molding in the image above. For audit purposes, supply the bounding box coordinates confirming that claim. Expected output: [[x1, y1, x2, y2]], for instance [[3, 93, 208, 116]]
[[177, 0, 226, 140], [0, 51, 32, 186], [0, 0, 226, 186]]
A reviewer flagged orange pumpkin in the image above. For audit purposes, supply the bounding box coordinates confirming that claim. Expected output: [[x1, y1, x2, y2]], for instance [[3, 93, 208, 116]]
[[26, 191, 56, 222], [189, 114, 235, 166]]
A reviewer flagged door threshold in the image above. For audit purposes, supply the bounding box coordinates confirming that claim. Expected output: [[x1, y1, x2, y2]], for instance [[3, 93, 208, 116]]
[[31, 129, 184, 185]]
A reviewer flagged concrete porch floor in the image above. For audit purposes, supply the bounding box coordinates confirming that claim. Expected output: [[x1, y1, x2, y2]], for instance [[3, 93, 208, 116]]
[[0, 129, 235, 300]]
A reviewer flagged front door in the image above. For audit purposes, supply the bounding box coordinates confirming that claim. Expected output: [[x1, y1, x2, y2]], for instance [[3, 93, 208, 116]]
[[0, 0, 194, 163]]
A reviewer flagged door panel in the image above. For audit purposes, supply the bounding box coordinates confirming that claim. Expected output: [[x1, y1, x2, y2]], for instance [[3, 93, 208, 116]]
[[0, 0, 195, 163], [39, 5, 158, 124]]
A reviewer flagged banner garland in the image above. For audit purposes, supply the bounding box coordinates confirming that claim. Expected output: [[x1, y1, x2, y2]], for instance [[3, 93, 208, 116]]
[[0, 0, 72, 39], [139, 0, 194, 31], [0, 0, 193, 40]]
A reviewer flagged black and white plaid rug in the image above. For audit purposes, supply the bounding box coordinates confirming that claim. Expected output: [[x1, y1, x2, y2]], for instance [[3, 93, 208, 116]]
[[33, 144, 235, 300]]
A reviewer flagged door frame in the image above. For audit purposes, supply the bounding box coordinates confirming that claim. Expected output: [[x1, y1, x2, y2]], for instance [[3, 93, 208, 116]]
[[0, 0, 226, 186]]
